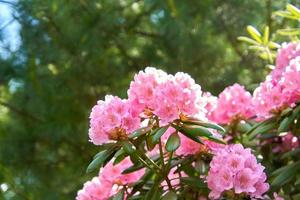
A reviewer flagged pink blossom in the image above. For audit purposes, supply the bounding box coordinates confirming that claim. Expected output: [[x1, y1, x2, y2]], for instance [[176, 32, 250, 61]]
[[76, 177, 113, 200], [99, 157, 145, 186], [253, 57, 300, 118], [203, 92, 218, 121], [210, 84, 254, 124], [252, 79, 287, 119], [275, 42, 300, 70], [128, 68, 206, 124], [127, 67, 168, 114], [88, 95, 140, 145], [280, 57, 300, 104], [206, 144, 269, 199], [153, 72, 205, 124]]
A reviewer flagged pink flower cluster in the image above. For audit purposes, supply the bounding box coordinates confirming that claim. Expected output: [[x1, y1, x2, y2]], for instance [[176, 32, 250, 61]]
[[89, 67, 207, 145], [128, 67, 206, 125], [76, 157, 144, 200], [207, 144, 269, 199], [253, 43, 300, 118], [89, 95, 140, 145], [209, 84, 254, 124], [76, 177, 112, 200]]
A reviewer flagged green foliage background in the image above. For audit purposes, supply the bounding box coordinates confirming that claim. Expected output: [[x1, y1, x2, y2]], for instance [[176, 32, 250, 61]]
[[0, 0, 296, 199]]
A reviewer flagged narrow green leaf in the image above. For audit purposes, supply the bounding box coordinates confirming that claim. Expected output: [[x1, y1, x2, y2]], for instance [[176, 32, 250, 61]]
[[113, 149, 127, 165], [181, 125, 212, 137], [263, 26, 269, 45], [249, 122, 277, 139], [166, 132, 180, 152], [277, 28, 300, 36], [268, 42, 281, 49], [237, 36, 259, 45], [180, 177, 207, 190], [271, 161, 300, 186], [286, 4, 300, 18], [151, 126, 168, 143], [278, 116, 293, 133], [86, 150, 110, 173], [162, 191, 177, 200], [129, 126, 152, 139], [183, 120, 225, 133], [247, 25, 262, 43], [275, 11, 299, 20], [123, 142, 135, 155], [180, 130, 204, 144]]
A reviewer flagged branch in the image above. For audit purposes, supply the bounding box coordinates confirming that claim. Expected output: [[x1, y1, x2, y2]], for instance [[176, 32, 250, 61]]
[[0, 100, 43, 122]]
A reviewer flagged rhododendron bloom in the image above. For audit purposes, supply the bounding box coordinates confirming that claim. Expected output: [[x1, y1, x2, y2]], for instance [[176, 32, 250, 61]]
[[128, 68, 206, 124], [76, 177, 113, 200], [128, 67, 168, 114], [274, 42, 300, 75], [203, 92, 217, 121], [88, 95, 140, 145], [206, 144, 269, 199], [99, 157, 145, 186], [210, 84, 254, 124], [281, 57, 300, 104]]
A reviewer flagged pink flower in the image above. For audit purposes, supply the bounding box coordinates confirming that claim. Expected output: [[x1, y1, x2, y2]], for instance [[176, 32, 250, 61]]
[[128, 68, 206, 125], [252, 79, 287, 119], [128, 67, 168, 114], [153, 72, 205, 124], [281, 57, 300, 104], [203, 92, 218, 121], [88, 95, 140, 145], [276, 42, 300, 70], [210, 84, 254, 124], [206, 144, 269, 199], [234, 168, 257, 193], [253, 57, 300, 118], [99, 157, 145, 186], [76, 177, 113, 200]]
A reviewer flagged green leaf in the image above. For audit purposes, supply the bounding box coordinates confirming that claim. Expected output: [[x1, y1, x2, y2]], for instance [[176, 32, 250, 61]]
[[166, 132, 180, 152], [180, 177, 207, 190], [263, 26, 269, 45], [86, 150, 111, 173], [286, 4, 300, 18], [277, 28, 300, 36], [268, 42, 281, 49], [113, 148, 127, 165], [181, 125, 212, 137], [129, 126, 152, 139], [275, 11, 299, 20], [249, 122, 277, 139], [236, 122, 252, 133], [237, 36, 259, 45], [151, 126, 168, 143], [247, 25, 262, 43], [179, 129, 204, 144], [112, 189, 124, 200], [206, 135, 227, 144], [162, 191, 177, 200], [183, 120, 225, 133], [271, 161, 300, 187], [278, 116, 293, 133], [123, 142, 135, 155]]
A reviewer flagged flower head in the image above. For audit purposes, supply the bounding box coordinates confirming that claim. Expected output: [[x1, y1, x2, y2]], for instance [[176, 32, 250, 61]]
[[88, 95, 140, 145]]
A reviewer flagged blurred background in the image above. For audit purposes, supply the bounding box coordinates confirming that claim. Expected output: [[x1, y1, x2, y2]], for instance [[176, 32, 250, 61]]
[[0, 0, 296, 199]]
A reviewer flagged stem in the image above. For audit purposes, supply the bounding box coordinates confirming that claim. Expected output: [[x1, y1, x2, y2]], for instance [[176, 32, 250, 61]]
[[158, 139, 165, 167]]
